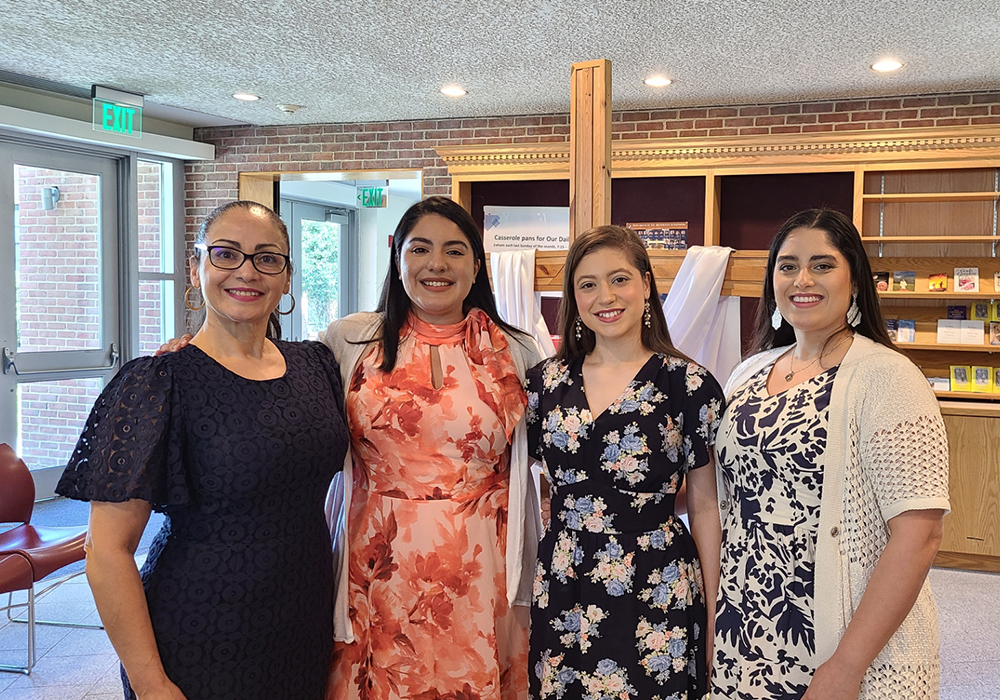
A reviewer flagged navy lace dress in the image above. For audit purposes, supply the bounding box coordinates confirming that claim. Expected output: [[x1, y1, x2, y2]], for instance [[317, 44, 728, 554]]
[[57, 341, 349, 700]]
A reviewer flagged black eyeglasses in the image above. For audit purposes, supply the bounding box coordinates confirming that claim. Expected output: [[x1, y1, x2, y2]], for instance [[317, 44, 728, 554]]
[[195, 244, 290, 275]]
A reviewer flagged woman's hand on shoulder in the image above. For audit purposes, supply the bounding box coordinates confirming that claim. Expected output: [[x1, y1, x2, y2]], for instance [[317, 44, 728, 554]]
[[155, 335, 193, 356]]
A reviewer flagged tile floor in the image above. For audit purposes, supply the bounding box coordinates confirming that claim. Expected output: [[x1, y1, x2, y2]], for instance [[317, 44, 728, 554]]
[[1, 507, 998, 698]]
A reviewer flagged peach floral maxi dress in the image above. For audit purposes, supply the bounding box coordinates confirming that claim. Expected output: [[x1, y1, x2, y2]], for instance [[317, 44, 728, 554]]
[[331, 310, 529, 700]]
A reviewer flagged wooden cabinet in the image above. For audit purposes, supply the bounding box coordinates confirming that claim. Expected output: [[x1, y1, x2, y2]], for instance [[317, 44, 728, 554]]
[[437, 125, 1000, 572]]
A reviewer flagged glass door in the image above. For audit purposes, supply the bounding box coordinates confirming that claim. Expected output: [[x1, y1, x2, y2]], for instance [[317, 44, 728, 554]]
[[0, 143, 122, 497], [281, 199, 354, 341]]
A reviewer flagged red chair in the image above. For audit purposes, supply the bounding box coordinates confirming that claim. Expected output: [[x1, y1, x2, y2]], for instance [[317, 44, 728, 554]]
[[0, 553, 35, 674], [0, 442, 102, 672]]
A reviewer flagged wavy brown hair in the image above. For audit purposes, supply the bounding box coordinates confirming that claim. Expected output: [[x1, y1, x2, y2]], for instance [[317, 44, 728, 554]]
[[556, 225, 689, 363]]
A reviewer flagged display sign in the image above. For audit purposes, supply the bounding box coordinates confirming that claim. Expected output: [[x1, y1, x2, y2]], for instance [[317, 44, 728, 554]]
[[483, 206, 570, 252], [92, 98, 142, 138], [358, 186, 387, 208]]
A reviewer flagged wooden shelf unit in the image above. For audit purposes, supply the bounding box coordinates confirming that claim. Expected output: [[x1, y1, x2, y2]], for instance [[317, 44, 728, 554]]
[[438, 125, 1000, 572]]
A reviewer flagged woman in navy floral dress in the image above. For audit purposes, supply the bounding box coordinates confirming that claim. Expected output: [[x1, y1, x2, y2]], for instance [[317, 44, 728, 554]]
[[525, 226, 724, 700]]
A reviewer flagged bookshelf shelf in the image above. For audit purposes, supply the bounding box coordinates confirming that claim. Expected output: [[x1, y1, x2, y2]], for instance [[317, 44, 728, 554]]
[[934, 390, 1000, 401], [900, 343, 999, 352], [862, 235, 999, 243], [862, 192, 1000, 204]]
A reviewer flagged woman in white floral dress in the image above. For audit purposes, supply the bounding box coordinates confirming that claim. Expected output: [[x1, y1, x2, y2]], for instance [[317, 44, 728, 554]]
[[525, 226, 724, 700]]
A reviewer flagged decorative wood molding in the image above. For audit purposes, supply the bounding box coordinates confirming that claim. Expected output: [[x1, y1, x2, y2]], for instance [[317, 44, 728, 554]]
[[435, 143, 570, 177], [438, 125, 1000, 180]]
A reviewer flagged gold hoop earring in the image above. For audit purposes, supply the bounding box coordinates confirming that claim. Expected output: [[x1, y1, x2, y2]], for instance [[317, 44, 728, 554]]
[[184, 286, 204, 311], [277, 294, 296, 316]]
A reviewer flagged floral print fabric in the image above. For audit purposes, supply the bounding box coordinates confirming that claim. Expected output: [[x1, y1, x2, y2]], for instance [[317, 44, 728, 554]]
[[525, 354, 724, 700], [713, 364, 835, 699], [330, 310, 528, 700]]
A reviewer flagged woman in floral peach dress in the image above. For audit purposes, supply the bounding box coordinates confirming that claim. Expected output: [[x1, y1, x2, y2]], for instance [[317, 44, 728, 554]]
[[323, 197, 542, 700]]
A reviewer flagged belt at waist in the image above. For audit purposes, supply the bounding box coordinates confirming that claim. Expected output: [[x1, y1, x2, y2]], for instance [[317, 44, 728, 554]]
[[361, 467, 509, 504]]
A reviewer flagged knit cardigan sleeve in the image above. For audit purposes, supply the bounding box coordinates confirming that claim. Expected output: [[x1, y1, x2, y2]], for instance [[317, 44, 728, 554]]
[[852, 351, 951, 522]]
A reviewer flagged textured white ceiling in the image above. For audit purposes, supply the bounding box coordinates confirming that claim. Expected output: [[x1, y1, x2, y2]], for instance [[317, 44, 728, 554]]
[[2, 0, 1000, 127]]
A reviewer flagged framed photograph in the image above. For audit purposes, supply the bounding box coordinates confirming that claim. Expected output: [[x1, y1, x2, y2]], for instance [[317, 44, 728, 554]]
[[625, 221, 688, 251]]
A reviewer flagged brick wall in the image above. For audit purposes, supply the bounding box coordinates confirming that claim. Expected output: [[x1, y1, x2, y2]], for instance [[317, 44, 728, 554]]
[[186, 90, 1000, 239], [13, 163, 167, 469], [14, 166, 104, 466], [137, 161, 166, 355]]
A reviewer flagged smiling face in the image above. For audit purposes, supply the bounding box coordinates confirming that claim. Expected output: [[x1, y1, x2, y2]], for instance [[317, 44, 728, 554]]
[[573, 246, 650, 345], [773, 226, 853, 338], [190, 207, 291, 329], [398, 213, 480, 325]]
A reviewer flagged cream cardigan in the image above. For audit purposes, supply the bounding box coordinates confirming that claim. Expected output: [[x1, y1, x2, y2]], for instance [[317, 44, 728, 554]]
[[321, 311, 542, 643], [718, 335, 950, 698]]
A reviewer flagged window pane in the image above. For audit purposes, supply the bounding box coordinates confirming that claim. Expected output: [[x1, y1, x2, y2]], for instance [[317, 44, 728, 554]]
[[138, 160, 173, 274], [301, 220, 341, 340], [18, 378, 104, 471], [15, 165, 102, 352], [138, 280, 175, 355]]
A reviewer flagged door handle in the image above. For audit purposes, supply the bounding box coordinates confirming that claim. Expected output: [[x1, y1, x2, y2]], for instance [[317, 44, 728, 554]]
[[2, 343, 119, 376]]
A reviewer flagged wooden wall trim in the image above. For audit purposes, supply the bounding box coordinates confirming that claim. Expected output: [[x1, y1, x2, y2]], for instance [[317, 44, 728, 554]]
[[437, 125, 1000, 179]]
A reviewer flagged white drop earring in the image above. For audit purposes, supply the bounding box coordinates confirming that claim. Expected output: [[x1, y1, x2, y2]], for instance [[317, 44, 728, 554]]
[[771, 306, 783, 330], [847, 293, 861, 327]]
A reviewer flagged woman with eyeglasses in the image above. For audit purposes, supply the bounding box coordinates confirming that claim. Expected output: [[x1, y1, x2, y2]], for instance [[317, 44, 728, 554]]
[[57, 201, 350, 700]]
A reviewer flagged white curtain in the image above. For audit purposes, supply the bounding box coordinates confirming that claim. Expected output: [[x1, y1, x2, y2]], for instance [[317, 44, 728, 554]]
[[490, 249, 557, 358], [662, 246, 743, 386]]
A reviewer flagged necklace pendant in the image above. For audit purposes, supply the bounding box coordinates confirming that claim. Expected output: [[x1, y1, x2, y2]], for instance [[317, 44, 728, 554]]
[[784, 370, 794, 381]]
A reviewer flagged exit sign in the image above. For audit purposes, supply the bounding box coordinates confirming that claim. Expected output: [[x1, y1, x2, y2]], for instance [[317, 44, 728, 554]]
[[93, 98, 142, 139], [359, 186, 387, 208]]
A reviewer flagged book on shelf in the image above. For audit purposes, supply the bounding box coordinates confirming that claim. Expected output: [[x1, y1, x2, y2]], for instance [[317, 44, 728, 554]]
[[995, 271, 1000, 294], [992, 301, 1000, 322], [954, 267, 980, 292], [950, 365, 972, 392], [972, 302, 991, 321], [972, 366, 993, 393], [928, 273, 948, 292], [994, 368, 1000, 394], [897, 319, 916, 343], [872, 271, 890, 292], [928, 376, 951, 392], [885, 319, 898, 341], [891, 270, 916, 292], [937, 319, 962, 344], [947, 305, 967, 320], [991, 322, 1000, 346], [960, 320, 985, 345]]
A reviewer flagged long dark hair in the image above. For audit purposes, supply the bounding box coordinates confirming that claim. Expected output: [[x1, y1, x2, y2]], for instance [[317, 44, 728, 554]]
[[751, 208, 894, 353], [372, 196, 525, 371], [192, 200, 294, 340], [557, 225, 689, 363]]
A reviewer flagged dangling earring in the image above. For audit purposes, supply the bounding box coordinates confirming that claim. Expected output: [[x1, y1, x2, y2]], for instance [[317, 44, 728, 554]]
[[846, 292, 861, 327], [184, 286, 204, 311], [643, 300, 652, 328], [575, 317, 583, 340], [277, 294, 296, 316], [771, 306, 783, 330]]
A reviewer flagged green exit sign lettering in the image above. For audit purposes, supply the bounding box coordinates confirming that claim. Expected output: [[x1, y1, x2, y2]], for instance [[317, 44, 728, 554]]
[[93, 99, 142, 138], [358, 187, 387, 208]]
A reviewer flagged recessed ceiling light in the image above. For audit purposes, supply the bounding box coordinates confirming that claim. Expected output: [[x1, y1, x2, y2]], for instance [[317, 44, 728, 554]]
[[233, 93, 259, 101], [871, 59, 903, 73], [441, 85, 467, 97], [644, 76, 673, 88]]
